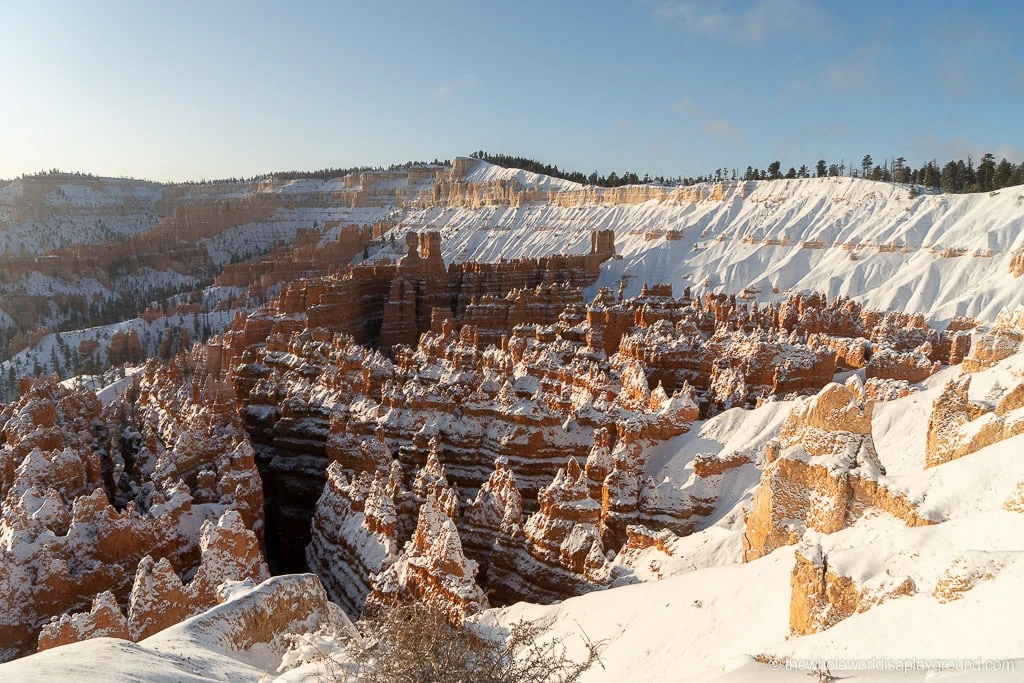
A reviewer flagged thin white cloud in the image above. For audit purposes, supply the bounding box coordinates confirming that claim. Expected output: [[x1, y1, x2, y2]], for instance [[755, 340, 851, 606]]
[[703, 119, 743, 140], [434, 73, 478, 98], [673, 97, 702, 117], [655, 0, 829, 46], [823, 55, 890, 96], [674, 98, 741, 140]]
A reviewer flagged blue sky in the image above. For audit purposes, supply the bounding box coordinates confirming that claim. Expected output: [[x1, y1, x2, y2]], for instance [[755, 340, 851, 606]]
[[1, 0, 1022, 181]]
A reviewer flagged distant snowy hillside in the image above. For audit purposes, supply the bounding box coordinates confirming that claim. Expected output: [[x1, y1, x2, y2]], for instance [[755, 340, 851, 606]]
[[396, 172, 1024, 322], [461, 158, 585, 192], [0, 177, 163, 253]]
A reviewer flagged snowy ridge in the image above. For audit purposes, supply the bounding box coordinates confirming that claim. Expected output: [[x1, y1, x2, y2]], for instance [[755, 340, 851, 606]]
[[459, 157, 584, 192], [395, 173, 1024, 322]]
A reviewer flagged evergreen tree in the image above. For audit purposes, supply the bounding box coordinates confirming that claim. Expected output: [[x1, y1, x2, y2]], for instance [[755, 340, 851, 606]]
[[978, 153, 996, 192], [995, 158, 1014, 189], [941, 160, 961, 193], [861, 155, 873, 178]]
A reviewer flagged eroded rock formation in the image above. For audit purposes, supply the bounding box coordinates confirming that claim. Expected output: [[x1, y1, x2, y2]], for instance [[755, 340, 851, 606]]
[[0, 354, 264, 661], [305, 463, 401, 616], [365, 488, 487, 622], [789, 543, 914, 635], [37, 509, 268, 648], [925, 374, 1024, 468], [489, 459, 611, 604], [744, 380, 932, 562]]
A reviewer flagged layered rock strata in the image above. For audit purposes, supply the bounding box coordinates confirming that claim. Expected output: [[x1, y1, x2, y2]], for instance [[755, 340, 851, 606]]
[[925, 374, 1024, 467], [789, 543, 915, 635], [743, 380, 933, 562], [0, 353, 264, 661]]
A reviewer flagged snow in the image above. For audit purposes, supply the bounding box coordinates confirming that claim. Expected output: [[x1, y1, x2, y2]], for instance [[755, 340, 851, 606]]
[[4, 162, 1024, 680], [393, 174, 1024, 323], [475, 349, 1024, 681]]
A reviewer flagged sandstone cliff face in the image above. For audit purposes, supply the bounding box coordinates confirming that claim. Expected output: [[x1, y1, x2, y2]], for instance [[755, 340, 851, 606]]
[[744, 380, 931, 562], [215, 224, 372, 291], [925, 374, 1024, 468], [789, 543, 914, 635]]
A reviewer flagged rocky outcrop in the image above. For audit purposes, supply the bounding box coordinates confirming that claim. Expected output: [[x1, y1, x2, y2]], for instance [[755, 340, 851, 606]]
[[38, 509, 268, 648], [962, 308, 1024, 371], [161, 573, 355, 667], [35, 591, 131, 651], [365, 488, 487, 622], [460, 458, 523, 581], [744, 380, 931, 561], [865, 343, 940, 383], [488, 459, 611, 604], [305, 463, 401, 617], [125, 556, 192, 641], [107, 329, 144, 366], [461, 284, 583, 349], [925, 374, 1024, 468], [789, 543, 914, 635], [1006, 481, 1024, 513], [1010, 247, 1024, 278], [863, 376, 916, 401], [0, 357, 265, 661], [932, 555, 1004, 603]]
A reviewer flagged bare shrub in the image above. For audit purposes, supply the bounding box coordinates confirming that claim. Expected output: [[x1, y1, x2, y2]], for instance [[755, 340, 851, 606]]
[[330, 601, 603, 683]]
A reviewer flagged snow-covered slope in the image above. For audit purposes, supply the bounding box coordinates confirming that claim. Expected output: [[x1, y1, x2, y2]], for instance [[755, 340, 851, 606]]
[[475, 354, 1024, 681], [396, 174, 1024, 322], [0, 177, 163, 253], [0, 574, 354, 682]]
